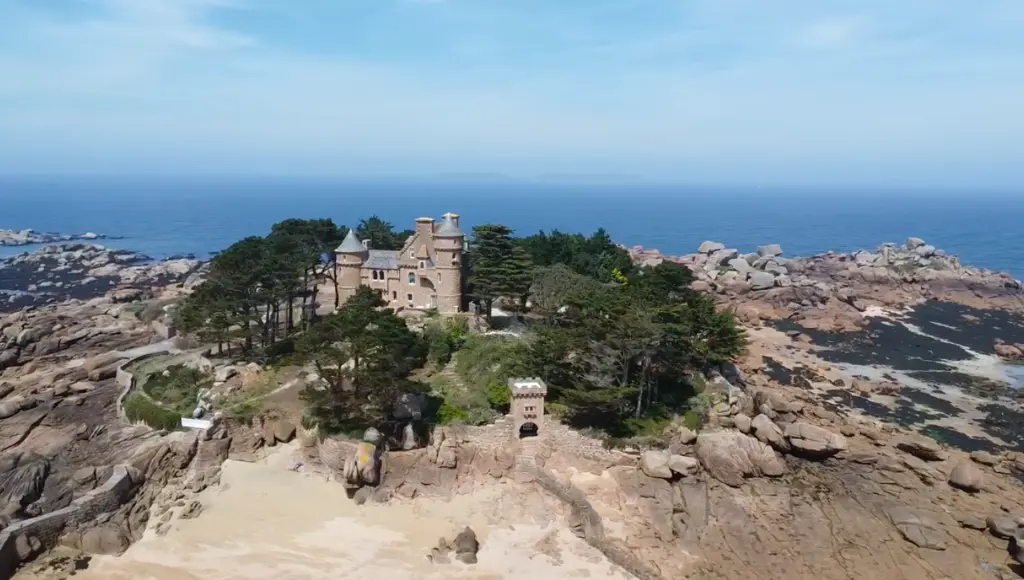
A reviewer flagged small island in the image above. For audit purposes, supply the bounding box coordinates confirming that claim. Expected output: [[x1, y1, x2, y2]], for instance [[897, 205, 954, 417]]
[[0, 228, 114, 247]]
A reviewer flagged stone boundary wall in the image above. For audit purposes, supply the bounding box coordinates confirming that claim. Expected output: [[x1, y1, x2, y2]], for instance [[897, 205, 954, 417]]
[[463, 417, 629, 466], [114, 350, 171, 421], [0, 465, 139, 578], [521, 463, 662, 580]]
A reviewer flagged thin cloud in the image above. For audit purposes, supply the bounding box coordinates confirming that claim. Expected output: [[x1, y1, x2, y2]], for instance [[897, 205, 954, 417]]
[[0, 0, 1022, 186], [795, 16, 869, 50]]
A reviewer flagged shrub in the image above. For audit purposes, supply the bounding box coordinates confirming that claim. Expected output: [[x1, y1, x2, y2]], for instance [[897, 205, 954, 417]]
[[424, 317, 468, 367], [142, 364, 212, 415], [123, 392, 181, 431], [436, 401, 469, 424]]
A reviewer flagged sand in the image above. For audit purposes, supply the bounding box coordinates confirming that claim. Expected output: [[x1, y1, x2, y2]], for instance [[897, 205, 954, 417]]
[[75, 446, 631, 580]]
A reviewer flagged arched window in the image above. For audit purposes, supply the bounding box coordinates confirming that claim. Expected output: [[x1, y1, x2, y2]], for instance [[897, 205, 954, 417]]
[[371, 270, 378, 280], [408, 272, 416, 284]]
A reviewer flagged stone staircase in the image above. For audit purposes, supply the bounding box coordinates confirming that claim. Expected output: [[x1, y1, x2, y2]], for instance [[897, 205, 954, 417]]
[[514, 436, 539, 482]]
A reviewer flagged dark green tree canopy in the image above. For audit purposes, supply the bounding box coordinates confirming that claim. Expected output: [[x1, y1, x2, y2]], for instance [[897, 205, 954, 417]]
[[356, 215, 413, 251]]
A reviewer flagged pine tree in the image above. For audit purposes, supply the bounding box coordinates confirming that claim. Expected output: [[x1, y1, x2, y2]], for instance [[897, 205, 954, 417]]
[[469, 224, 532, 318]]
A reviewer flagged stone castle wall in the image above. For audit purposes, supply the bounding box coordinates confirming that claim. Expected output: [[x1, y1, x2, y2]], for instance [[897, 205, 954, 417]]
[[114, 350, 172, 421], [462, 416, 628, 466], [0, 465, 139, 577]]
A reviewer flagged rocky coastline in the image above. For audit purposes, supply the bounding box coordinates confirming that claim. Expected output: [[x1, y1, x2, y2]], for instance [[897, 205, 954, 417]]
[[0, 244, 203, 313], [3, 238, 1024, 579], [627, 238, 1024, 453], [0, 230, 119, 248]]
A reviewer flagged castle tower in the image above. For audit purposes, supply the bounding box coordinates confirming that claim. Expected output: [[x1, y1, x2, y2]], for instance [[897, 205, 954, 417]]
[[335, 229, 367, 306], [431, 212, 464, 314], [508, 378, 547, 439]]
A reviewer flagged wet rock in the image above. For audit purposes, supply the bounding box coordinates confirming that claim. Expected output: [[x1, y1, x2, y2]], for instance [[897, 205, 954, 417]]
[[179, 500, 203, 520], [453, 526, 479, 564]]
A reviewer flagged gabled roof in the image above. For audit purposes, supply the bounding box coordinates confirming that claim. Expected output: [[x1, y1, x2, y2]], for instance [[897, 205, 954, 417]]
[[434, 217, 464, 238], [365, 250, 399, 269], [336, 229, 365, 253]]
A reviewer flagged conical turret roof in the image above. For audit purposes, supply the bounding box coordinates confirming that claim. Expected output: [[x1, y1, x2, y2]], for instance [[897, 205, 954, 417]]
[[434, 216, 464, 238], [336, 229, 365, 253]]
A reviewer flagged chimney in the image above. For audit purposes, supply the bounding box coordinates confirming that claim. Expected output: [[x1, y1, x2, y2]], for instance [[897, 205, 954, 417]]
[[361, 239, 370, 250], [415, 216, 434, 239], [443, 212, 460, 228]]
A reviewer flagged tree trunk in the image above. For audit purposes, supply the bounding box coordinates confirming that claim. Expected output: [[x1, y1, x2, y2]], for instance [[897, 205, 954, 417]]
[[287, 294, 294, 335]]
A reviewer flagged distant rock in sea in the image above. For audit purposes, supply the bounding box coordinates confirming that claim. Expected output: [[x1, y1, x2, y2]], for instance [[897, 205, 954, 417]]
[[0, 228, 118, 247]]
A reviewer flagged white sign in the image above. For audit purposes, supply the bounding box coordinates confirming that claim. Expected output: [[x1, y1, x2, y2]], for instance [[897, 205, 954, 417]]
[[181, 417, 213, 430]]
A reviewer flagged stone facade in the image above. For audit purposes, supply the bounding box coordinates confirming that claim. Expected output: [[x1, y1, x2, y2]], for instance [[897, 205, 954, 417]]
[[508, 378, 547, 439], [335, 212, 466, 314]]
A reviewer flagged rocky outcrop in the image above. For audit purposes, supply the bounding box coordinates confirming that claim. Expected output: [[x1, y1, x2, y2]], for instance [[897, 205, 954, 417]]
[[626, 237, 1023, 331], [0, 464, 141, 577], [1, 244, 201, 312], [695, 429, 786, 487], [0, 230, 112, 247]]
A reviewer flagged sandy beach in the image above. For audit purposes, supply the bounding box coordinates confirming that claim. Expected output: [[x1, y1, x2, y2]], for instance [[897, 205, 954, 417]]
[[72, 446, 631, 580]]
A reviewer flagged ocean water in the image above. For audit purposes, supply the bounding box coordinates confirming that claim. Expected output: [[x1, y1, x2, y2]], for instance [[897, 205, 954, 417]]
[[2, 177, 1023, 278]]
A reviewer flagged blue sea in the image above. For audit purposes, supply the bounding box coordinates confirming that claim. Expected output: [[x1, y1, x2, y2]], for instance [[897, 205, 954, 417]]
[[2, 177, 1023, 279]]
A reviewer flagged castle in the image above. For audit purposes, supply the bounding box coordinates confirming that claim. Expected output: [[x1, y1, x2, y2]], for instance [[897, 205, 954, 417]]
[[335, 212, 466, 314]]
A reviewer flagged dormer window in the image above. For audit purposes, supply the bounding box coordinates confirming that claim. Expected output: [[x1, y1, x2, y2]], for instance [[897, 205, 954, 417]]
[[409, 251, 415, 259]]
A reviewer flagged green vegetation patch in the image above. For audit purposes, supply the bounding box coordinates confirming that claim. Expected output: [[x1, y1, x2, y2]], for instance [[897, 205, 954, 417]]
[[141, 363, 213, 415], [123, 392, 182, 431]]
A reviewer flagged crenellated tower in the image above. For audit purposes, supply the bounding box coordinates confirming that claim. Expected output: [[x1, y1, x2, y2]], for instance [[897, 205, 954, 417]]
[[432, 212, 465, 314], [335, 229, 368, 306]]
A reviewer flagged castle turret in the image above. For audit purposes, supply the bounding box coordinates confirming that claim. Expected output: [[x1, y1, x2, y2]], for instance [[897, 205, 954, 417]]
[[335, 229, 367, 305], [432, 213, 464, 314]]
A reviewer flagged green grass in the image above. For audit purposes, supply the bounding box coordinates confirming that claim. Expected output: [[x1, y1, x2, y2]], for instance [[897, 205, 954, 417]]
[[142, 364, 213, 415], [215, 367, 281, 421], [123, 392, 182, 431]]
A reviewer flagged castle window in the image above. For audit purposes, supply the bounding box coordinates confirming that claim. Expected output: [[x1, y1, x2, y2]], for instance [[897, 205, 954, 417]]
[[407, 293, 413, 301], [419, 261, 425, 269], [371, 271, 378, 280], [392, 291, 397, 299], [408, 272, 416, 284]]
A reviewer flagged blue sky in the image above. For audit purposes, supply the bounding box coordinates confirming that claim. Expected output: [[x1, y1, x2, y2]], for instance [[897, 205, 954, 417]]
[[1, 0, 1023, 187]]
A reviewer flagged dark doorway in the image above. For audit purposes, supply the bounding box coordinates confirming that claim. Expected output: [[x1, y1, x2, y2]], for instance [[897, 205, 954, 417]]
[[519, 422, 539, 438]]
